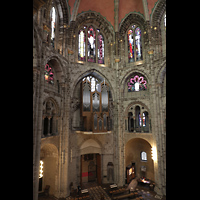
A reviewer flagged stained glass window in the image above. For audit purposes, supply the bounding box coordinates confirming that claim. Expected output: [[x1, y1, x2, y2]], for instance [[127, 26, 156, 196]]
[[78, 26, 105, 64], [98, 34, 104, 64], [88, 26, 96, 63], [143, 113, 146, 127], [128, 30, 134, 62], [135, 27, 142, 61], [128, 75, 147, 92], [127, 25, 142, 62], [78, 29, 86, 61], [51, 7, 56, 46], [44, 64, 54, 84], [139, 113, 146, 127]]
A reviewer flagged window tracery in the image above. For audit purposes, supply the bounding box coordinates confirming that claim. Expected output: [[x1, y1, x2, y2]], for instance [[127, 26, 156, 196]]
[[127, 75, 147, 92], [78, 25, 105, 64]]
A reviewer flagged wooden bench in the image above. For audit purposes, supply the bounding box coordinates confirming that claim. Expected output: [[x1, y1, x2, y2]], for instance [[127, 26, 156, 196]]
[[112, 192, 134, 200], [109, 188, 127, 198]]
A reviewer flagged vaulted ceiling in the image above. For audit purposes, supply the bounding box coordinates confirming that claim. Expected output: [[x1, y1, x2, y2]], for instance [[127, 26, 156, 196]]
[[33, 0, 162, 28]]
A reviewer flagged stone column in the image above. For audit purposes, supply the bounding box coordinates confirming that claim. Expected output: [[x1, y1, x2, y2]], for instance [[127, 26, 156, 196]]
[[142, 0, 150, 21], [41, 116, 45, 137], [33, 61, 45, 200]]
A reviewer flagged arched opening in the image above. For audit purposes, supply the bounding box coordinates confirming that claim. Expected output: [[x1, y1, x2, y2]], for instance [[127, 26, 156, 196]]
[[107, 162, 114, 183], [40, 143, 58, 196], [71, 71, 113, 133], [80, 139, 102, 188], [42, 98, 60, 137], [125, 138, 154, 183]]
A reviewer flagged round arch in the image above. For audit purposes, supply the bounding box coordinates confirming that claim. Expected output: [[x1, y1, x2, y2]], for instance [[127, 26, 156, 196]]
[[43, 96, 60, 117], [120, 69, 150, 88], [124, 100, 151, 119], [120, 69, 150, 98], [125, 137, 154, 180], [79, 138, 102, 155], [45, 56, 66, 80], [40, 143, 59, 196]]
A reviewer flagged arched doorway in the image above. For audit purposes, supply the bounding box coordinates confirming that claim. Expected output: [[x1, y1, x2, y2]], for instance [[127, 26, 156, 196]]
[[40, 143, 58, 196], [81, 153, 101, 185], [125, 138, 154, 183], [79, 139, 102, 187]]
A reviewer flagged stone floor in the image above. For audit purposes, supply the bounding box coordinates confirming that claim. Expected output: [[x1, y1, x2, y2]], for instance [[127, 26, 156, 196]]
[[38, 183, 166, 200]]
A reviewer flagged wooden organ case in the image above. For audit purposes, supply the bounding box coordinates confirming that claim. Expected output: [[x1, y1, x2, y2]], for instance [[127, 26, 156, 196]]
[[81, 78, 109, 133]]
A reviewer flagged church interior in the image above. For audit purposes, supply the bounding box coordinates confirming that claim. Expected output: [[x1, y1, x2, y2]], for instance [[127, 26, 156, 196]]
[[33, 0, 166, 199]]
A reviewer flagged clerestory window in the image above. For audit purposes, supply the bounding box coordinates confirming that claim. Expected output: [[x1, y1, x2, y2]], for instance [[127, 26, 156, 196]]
[[78, 26, 105, 64], [127, 25, 143, 63]]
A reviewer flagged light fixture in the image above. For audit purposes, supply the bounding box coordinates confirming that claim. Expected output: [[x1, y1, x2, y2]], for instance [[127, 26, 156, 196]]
[[151, 146, 157, 161], [39, 160, 43, 178]]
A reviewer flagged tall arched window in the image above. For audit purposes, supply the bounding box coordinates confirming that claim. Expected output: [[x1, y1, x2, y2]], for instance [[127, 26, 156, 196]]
[[128, 25, 143, 62], [88, 26, 96, 62], [51, 7, 56, 47], [78, 29, 86, 61], [78, 26, 105, 65]]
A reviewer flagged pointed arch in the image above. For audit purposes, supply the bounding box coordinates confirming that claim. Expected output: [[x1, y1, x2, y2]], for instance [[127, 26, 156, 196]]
[[119, 12, 145, 38], [150, 0, 166, 27], [71, 69, 115, 102]]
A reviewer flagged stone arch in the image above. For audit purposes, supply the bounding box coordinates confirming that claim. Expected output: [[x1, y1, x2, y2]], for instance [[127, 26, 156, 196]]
[[124, 101, 151, 119], [74, 11, 115, 43], [71, 69, 115, 102], [150, 0, 166, 27], [121, 69, 150, 98], [125, 137, 154, 180], [43, 97, 60, 116], [121, 69, 150, 88], [119, 12, 146, 38], [45, 56, 66, 81], [40, 143, 59, 196], [126, 137, 152, 149], [80, 138, 102, 155]]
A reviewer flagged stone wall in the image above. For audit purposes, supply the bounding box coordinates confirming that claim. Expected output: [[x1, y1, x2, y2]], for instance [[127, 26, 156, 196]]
[[33, 1, 166, 199]]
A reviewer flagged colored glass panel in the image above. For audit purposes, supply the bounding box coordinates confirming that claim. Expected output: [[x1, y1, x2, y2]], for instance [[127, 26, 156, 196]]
[[135, 27, 142, 61], [98, 34, 104, 64], [128, 75, 147, 92], [88, 26, 96, 63], [128, 29, 134, 63], [44, 64, 54, 84]]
